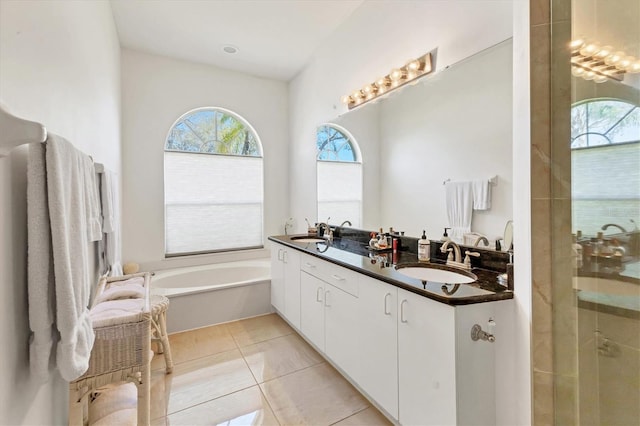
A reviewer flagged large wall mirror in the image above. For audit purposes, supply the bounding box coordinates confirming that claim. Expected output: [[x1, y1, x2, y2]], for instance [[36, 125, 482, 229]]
[[317, 38, 513, 245]]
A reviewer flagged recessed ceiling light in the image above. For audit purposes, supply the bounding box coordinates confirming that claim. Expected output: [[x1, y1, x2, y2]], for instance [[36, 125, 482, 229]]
[[223, 45, 238, 54]]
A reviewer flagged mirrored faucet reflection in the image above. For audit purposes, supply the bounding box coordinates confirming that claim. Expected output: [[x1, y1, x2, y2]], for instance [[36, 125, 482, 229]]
[[473, 236, 490, 247]]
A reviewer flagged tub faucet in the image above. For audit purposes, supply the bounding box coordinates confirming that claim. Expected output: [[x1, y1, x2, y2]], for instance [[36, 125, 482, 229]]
[[473, 236, 490, 247], [601, 223, 627, 233]]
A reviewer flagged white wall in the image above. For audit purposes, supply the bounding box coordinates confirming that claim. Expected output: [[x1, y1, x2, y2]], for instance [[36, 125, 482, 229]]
[[121, 49, 289, 271], [290, 1, 530, 424], [0, 1, 121, 424]]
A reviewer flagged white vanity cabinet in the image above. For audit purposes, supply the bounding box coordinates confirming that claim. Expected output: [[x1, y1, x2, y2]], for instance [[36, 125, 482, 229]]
[[356, 275, 399, 419], [270, 241, 502, 426], [300, 254, 360, 379], [270, 242, 301, 328], [397, 287, 498, 426]]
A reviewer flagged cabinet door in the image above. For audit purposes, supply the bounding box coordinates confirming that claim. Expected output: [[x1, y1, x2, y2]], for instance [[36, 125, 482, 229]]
[[300, 271, 325, 352], [398, 288, 456, 426], [357, 276, 398, 419], [283, 249, 301, 329], [324, 283, 359, 380], [270, 243, 285, 312]]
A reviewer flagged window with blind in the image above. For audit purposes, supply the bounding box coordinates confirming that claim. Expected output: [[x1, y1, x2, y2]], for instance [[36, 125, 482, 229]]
[[316, 124, 362, 227], [164, 108, 263, 256]]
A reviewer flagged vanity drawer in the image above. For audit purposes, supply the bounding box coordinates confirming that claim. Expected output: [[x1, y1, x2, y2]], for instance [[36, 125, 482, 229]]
[[300, 254, 359, 297]]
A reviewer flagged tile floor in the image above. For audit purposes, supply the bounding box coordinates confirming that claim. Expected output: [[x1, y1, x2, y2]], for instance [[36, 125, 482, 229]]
[[149, 313, 392, 426]]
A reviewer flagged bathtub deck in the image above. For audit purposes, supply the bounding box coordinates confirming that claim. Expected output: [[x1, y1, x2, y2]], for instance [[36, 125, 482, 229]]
[[147, 313, 390, 425]]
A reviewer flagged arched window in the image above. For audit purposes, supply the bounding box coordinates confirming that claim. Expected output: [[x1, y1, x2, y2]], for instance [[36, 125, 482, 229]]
[[164, 108, 263, 256], [571, 98, 640, 235], [316, 124, 362, 227]]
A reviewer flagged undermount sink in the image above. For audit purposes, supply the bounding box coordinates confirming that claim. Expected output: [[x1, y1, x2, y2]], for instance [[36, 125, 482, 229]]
[[290, 236, 326, 243], [396, 263, 477, 284]]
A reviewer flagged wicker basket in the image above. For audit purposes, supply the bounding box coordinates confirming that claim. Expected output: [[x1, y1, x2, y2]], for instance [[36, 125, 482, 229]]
[[68, 272, 152, 426]]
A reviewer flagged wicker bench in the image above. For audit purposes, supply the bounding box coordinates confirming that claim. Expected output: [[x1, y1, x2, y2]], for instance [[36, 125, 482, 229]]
[[68, 272, 152, 426]]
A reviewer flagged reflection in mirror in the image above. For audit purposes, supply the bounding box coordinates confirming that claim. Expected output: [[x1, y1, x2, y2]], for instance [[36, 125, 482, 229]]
[[503, 220, 513, 252], [316, 124, 362, 228], [319, 39, 513, 246]]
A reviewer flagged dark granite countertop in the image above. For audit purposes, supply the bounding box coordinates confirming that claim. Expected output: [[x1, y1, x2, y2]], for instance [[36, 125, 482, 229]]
[[269, 234, 514, 306]]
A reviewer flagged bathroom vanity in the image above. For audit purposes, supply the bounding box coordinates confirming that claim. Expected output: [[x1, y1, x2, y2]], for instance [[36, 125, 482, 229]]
[[269, 234, 513, 426]]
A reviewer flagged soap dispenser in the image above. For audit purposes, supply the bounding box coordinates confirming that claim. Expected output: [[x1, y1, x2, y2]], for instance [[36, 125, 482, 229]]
[[441, 228, 451, 242], [418, 230, 430, 261]]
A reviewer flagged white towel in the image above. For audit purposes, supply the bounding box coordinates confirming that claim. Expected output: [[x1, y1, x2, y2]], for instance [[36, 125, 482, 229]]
[[445, 181, 473, 242], [100, 169, 122, 276], [472, 179, 492, 210], [85, 158, 102, 242], [27, 142, 56, 382], [94, 280, 145, 304], [45, 135, 96, 381]]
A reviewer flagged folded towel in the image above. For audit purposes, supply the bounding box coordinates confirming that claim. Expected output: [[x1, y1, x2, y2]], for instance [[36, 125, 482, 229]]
[[27, 142, 56, 382], [472, 179, 492, 210], [90, 299, 146, 324], [94, 282, 145, 304], [89, 382, 137, 426], [46, 135, 96, 381], [445, 181, 473, 242]]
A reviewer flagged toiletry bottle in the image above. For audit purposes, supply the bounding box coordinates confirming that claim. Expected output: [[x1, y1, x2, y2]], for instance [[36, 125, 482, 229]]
[[441, 228, 451, 242], [377, 228, 388, 249], [572, 234, 583, 269], [369, 232, 378, 249], [418, 230, 430, 261]]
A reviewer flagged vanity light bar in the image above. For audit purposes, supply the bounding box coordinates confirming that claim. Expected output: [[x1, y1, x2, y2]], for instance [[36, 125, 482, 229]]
[[570, 38, 640, 83], [340, 52, 434, 110]]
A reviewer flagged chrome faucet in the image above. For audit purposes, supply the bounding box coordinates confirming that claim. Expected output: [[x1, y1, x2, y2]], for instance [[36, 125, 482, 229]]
[[317, 222, 333, 242], [473, 236, 490, 247], [601, 223, 627, 233]]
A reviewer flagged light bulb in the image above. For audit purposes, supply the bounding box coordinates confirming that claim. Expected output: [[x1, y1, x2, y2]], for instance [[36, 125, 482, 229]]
[[340, 95, 352, 104], [579, 43, 600, 57], [628, 61, 640, 73], [571, 66, 585, 77], [351, 90, 363, 100], [375, 77, 389, 88], [594, 45, 613, 59], [406, 59, 421, 72], [362, 84, 375, 94], [569, 38, 585, 51], [583, 70, 596, 80], [593, 74, 608, 83], [617, 56, 635, 70], [604, 51, 625, 65], [389, 68, 404, 81]]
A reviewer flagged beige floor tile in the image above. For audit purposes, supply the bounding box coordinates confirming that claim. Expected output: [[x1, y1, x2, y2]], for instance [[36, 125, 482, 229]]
[[167, 386, 280, 426], [157, 349, 257, 415], [331, 407, 392, 426], [260, 363, 369, 426], [153, 323, 237, 369], [227, 314, 294, 347], [241, 333, 324, 383]]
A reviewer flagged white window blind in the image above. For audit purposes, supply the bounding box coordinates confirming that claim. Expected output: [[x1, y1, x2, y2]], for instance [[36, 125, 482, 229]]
[[317, 161, 362, 227], [165, 152, 263, 255]]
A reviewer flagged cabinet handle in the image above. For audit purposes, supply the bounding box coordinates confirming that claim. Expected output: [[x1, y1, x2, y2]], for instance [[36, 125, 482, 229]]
[[305, 262, 316, 269], [324, 290, 331, 307], [283, 251, 288, 264], [316, 287, 323, 302], [331, 274, 345, 281], [278, 249, 283, 261], [400, 299, 408, 323], [384, 293, 391, 315]]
